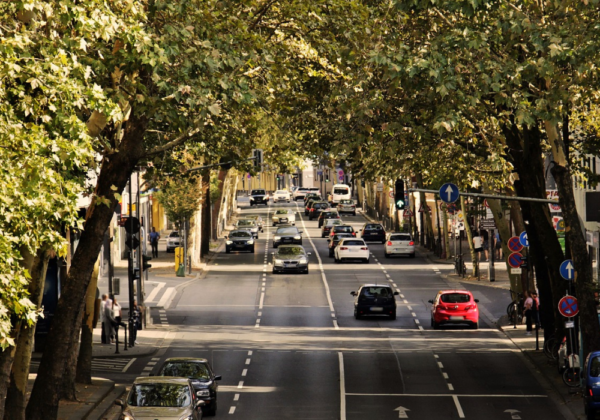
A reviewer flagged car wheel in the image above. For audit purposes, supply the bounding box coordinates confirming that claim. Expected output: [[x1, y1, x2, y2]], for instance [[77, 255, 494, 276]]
[[384, 251, 390, 258], [472, 321, 479, 330], [586, 406, 596, 420], [274, 244, 278, 248], [390, 313, 396, 320], [205, 400, 217, 416], [354, 310, 361, 320], [305, 268, 309, 274], [409, 253, 415, 258], [334, 255, 340, 263], [432, 318, 439, 329], [226, 248, 231, 254], [329, 250, 334, 257], [364, 258, 369, 264], [352, 212, 356, 216], [272, 269, 277, 274], [381, 240, 386, 244], [273, 223, 276, 226], [250, 247, 255, 254]]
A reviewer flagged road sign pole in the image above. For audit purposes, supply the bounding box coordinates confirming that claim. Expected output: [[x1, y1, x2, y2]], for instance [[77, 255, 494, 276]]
[[489, 228, 495, 282]]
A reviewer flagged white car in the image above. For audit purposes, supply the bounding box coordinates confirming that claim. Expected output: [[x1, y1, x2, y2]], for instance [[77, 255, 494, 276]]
[[235, 219, 259, 238], [330, 184, 351, 206], [293, 187, 320, 201], [273, 190, 291, 203], [272, 209, 296, 226], [334, 238, 369, 264], [166, 231, 181, 253], [384, 233, 415, 258]]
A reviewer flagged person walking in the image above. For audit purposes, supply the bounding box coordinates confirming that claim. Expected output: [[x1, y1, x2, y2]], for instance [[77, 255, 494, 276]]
[[100, 294, 108, 344], [480, 229, 490, 261], [112, 296, 123, 342], [494, 231, 503, 259], [523, 291, 533, 336], [149, 227, 160, 258], [131, 299, 142, 345], [103, 295, 116, 344], [532, 291, 541, 328]]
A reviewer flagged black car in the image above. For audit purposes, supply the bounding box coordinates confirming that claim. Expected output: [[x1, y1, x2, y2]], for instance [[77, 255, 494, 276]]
[[303, 193, 321, 205], [328, 233, 353, 257], [317, 210, 340, 228], [305, 198, 319, 216], [273, 226, 303, 248], [225, 230, 255, 253], [272, 245, 310, 274], [359, 223, 386, 243], [351, 284, 399, 320], [308, 201, 329, 220], [155, 357, 222, 416], [249, 189, 269, 206]]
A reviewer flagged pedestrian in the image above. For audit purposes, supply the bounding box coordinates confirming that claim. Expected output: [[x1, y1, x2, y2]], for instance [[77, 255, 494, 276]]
[[104, 295, 116, 344], [523, 291, 533, 336], [100, 294, 108, 344], [149, 227, 160, 258], [480, 229, 489, 261], [473, 231, 483, 261], [131, 299, 142, 345], [532, 291, 541, 328], [494, 231, 502, 259], [112, 296, 123, 342]]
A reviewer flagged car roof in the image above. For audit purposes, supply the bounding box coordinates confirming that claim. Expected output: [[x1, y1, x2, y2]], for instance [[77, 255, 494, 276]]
[[437, 290, 473, 294], [133, 376, 192, 385], [360, 284, 392, 288], [163, 357, 209, 364]]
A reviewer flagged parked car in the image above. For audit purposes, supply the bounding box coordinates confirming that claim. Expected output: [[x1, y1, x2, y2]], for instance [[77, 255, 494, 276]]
[[225, 230, 255, 254], [351, 284, 399, 320], [321, 219, 344, 238], [166, 231, 181, 253], [154, 357, 221, 416], [249, 189, 269, 206], [235, 219, 259, 238], [317, 210, 340, 228], [273, 226, 303, 248], [583, 350, 600, 419], [245, 214, 264, 232], [115, 377, 204, 420], [272, 245, 311, 274], [273, 190, 291, 203], [359, 223, 386, 243], [334, 238, 369, 263], [272, 209, 296, 226], [329, 224, 356, 239], [384, 233, 415, 258], [328, 233, 353, 257], [337, 199, 356, 215], [429, 290, 479, 329], [308, 201, 330, 220]]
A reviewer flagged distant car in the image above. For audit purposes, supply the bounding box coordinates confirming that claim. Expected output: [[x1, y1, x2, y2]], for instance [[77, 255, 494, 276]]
[[225, 230, 255, 253], [359, 223, 386, 243], [249, 189, 269, 206], [155, 357, 221, 416], [273, 190, 291, 203], [293, 187, 320, 201], [273, 226, 303, 248], [245, 214, 264, 232], [337, 199, 356, 215], [166, 231, 181, 253], [317, 210, 340, 228], [328, 233, 353, 257], [321, 219, 344, 238], [308, 201, 329, 220], [334, 238, 369, 263], [304, 199, 318, 216], [303, 192, 322, 205], [583, 350, 600, 419], [272, 245, 310, 274], [429, 290, 479, 329], [384, 233, 415, 258], [235, 219, 259, 238], [330, 184, 351, 206], [329, 224, 356, 240], [351, 284, 399, 320], [272, 209, 296, 226], [115, 377, 204, 420]]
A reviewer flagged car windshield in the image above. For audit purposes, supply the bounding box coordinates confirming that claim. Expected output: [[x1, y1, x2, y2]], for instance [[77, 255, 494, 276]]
[[334, 226, 353, 232], [276, 210, 288, 214], [160, 361, 211, 380], [365, 224, 383, 231], [277, 228, 298, 234], [169, 231, 179, 238], [275, 190, 287, 194], [231, 231, 252, 238], [334, 188, 348, 194], [440, 293, 471, 303], [390, 235, 411, 241], [251, 190, 266, 195], [322, 212, 338, 218], [591, 357, 600, 377], [361, 287, 392, 298], [340, 200, 353, 204], [277, 247, 304, 256], [326, 219, 342, 226], [238, 220, 255, 226], [127, 383, 191, 407], [342, 240, 365, 246]]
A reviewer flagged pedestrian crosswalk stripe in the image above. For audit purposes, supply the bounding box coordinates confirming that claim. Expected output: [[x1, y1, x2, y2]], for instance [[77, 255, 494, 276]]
[[30, 357, 135, 372]]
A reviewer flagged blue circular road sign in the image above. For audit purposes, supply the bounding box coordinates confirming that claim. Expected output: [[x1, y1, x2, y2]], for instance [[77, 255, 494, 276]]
[[559, 259, 575, 281], [507, 252, 523, 268], [519, 231, 529, 247], [507, 236, 523, 253], [558, 295, 579, 317], [439, 183, 460, 204]]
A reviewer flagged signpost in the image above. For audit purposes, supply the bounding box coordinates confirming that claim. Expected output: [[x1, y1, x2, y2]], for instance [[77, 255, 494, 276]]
[[439, 183, 459, 203], [558, 295, 579, 317], [519, 231, 529, 247], [559, 259, 575, 281], [480, 218, 496, 229], [507, 252, 524, 268], [507, 236, 523, 253]]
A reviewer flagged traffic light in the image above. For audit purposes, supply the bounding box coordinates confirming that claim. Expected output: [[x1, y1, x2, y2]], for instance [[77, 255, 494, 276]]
[[394, 179, 406, 210], [521, 256, 529, 269], [132, 268, 141, 280], [126, 233, 140, 250], [142, 254, 153, 271], [325, 169, 329, 183], [252, 149, 263, 169]]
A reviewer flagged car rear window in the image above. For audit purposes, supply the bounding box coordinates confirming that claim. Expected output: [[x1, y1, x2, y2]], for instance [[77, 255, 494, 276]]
[[334, 187, 349, 194], [361, 287, 392, 297], [365, 224, 383, 231], [390, 235, 411, 241], [334, 226, 353, 232], [342, 240, 365, 246], [591, 357, 600, 377], [314, 203, 328, 209], [440, 293, 471, 303]]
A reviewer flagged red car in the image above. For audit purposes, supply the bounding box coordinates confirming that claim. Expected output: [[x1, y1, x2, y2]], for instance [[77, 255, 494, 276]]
[[429, 290, 479, 329]]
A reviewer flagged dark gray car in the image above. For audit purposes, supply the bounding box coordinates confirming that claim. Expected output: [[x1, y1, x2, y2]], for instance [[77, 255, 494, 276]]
[[273, 226, 303, 248], [272, 245, 311, 274], [225, 230, 255, 253]]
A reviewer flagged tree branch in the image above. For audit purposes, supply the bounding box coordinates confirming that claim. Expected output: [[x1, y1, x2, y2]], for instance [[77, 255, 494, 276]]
[[144, 123, 205, 157]]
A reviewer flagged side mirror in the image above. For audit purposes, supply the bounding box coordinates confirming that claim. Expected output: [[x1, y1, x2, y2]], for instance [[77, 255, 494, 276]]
[[307, 252, 312, 256], [474, 299, 479, 303], [114, 399, 124, 408], [327, 239, 331, 242], [394, 291, 400, 296], [350, 291, 357, 296], [214, 375, 222, 381], [428, 300, 434, 304], [299, 231, 303, 234], [196, 400, 206, 408]]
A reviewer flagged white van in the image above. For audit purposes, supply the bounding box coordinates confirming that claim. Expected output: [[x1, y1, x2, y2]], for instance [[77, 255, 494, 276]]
[[330, 184, 351, 206]]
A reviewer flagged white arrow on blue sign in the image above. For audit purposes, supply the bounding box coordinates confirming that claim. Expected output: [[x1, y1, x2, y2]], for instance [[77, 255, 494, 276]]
[[519, 231, 529, 247], [560, 259, 575, 281], [439, 183, 460, 204]]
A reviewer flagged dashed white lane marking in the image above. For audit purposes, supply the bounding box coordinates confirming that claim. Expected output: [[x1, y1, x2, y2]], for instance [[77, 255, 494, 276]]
[[245, 358, 251, 365], [403, 299, 408, 303], [242, 369, 248, 376], [407, 306, 413, 311], [443, 372, 449, 379], [234, 394, 240, 401], [248, 350, 253, 356], [229, 406, 236, 414], [259, 292, 265, 309], [438, 362, 444, 369], [448, 383, 455, 390], [255, 319, 260, 328], [400, 294, 405, 298], [238, 381, 244, 388], [411, 312, 417, 317]]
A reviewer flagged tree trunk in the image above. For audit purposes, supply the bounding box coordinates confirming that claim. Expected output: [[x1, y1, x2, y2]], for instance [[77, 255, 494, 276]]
[[211, 169, 227, 241], [4, 248, 51, 420], [200, 172, 211, 261], [0, 332, 20, 420], [26, 116, 147, 420], [61, 321, 80, 401], [75, 258, 100, 385], [502, 120, 566, 345], [460, 196, 477, 278]]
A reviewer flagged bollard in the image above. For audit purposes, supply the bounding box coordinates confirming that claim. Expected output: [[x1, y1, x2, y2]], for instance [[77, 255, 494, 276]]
[[115, 327, 120, 354], [513, 301, 517, 329], [535, 323, 539, 351], [124, 324, 128, 351]]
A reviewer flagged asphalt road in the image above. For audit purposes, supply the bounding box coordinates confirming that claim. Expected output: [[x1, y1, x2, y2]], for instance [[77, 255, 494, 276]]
[[102, 200, 569, 419]]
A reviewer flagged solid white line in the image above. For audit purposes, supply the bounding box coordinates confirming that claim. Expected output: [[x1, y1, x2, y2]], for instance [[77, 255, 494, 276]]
[[229, 406, 236, 414], [238, 381, 244, 388], [145, 282, 166, 302], [121, 358, 137, 373], [453, 395, 465, 418], [259, 292, 265, 309], [345, 392, 547, 397], [339, 352, 346, 420]]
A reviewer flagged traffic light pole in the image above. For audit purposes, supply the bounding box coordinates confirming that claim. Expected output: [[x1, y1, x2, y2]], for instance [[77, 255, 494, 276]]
[[127, 176, 135, 347]]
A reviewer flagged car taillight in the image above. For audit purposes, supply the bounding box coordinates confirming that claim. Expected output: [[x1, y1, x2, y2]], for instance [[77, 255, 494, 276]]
[[409, 241, 414, 246], [340, 247, 348, 250], [589, 387, 594, 397], [361, 247, 368, 250], [351, 232, 356, 236], [465, 305, 473, 310], [387, 241, 392, 246]]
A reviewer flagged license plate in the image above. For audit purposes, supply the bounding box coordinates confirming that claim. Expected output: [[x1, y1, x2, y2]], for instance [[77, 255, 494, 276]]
[[394, 248, 402, 252], [450, 316, 463, 321], [370, 307, 383, 312], [281, 219, 287, 222], [284, 264, 296, 268], [283, 239, 292, 242]]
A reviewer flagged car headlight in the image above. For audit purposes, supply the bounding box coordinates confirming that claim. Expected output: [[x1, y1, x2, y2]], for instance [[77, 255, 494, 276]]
[[247, 240, 254, 245], [294, 235, 301, 240], [275, 259, 284, 265], [226, 240, 233, 244], [274, 236, 281, 241], [299, 258, 308, 264], [121, 412, 135, 420], [196, 389, 210, 397]]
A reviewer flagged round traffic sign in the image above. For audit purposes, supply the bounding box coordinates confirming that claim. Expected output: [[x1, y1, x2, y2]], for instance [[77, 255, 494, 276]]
[[507, 236, 523, 253], [507, 252, 523, 268], [439, 183, 459, 204], [558, 295, 579, 317], [519, 231, 529, 247], [559, 259, 575, 281]]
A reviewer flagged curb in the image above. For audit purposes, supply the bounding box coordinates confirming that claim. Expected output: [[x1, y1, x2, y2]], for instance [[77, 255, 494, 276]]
[[85, 384, 126, 420]]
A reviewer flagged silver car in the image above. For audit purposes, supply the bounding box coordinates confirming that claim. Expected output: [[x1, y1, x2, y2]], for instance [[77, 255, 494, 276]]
[[166, 231, 181, 253], [272, 209, 296, 226], [337, 199, 356, 215], [235, 219, 259, 238], [272, 245, 311, 274], [245, 214, 264, 232], [116, 376, 204, 420]]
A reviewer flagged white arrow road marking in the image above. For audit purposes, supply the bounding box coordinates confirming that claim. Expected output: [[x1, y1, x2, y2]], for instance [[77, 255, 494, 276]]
[[504, 409, 521, 419], [394, 406, 410, 418], [445, 185, 454, 201]]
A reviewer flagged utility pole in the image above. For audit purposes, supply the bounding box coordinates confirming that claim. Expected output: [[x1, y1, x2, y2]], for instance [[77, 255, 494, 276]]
[[127, 177, 135, 347]]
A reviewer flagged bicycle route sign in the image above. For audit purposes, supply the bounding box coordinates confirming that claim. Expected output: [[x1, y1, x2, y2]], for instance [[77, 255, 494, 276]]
[[507, 252, 524, 268], [507, 236, 523, 252], [558, 295, 579, 317]]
